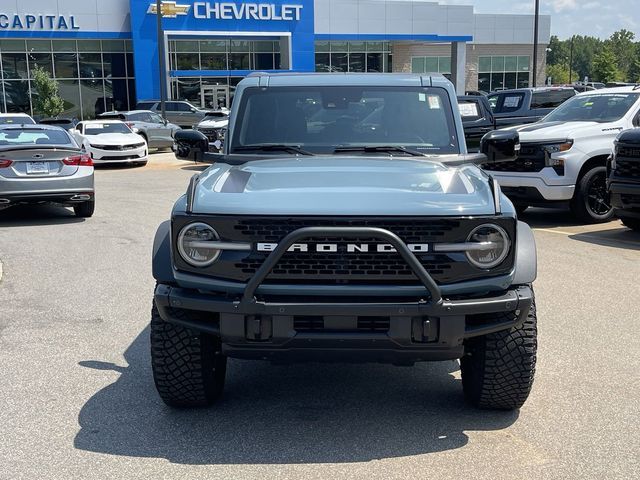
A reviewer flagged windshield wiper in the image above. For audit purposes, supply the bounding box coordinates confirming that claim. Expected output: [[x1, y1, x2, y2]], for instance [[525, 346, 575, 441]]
[[333, 145, 427, 156], [233, 144, 314, 155]]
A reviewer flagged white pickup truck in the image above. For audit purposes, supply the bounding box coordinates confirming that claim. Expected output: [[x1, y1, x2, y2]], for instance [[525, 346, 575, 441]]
[[483, 86, 640, 222]]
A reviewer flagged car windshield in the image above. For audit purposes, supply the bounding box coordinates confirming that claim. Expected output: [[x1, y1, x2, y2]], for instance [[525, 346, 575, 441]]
[[85, 123, 132, 135], [0, 116, 35, 125], [229, 86, 460, 155], [0, 128, 73, 146], [543, 93, 640, 123]]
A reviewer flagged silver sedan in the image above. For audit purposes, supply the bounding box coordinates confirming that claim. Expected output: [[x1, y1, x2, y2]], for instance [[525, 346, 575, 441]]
[[0, 125, 95, 217]]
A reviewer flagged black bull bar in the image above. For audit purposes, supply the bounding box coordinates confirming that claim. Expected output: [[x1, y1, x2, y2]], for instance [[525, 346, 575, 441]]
[[155, 227, 533, 340]]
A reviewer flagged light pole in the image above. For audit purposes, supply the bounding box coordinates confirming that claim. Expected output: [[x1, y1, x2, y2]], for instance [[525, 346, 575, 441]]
[[156, 0, 167, 121], [569, 35, 575, 84], [532, 0, 540, 87]]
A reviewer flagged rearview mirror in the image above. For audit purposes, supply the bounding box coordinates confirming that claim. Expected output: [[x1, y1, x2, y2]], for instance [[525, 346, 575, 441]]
[[174, 129, 209, 161], [480, 130, 520, 163]]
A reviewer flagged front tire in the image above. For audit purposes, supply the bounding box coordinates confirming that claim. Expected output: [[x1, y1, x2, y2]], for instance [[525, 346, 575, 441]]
[[621, 216, 640, 231], [461, 295, 537, 410], [73, 200, 94, 218], [150, 301, 227, 408], [570, 166, 614, 223]]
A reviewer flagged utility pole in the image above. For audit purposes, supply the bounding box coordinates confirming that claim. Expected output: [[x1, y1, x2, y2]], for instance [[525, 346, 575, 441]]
[[532, 0, 540, 87], [569, 35, 575, 84], [156, 0, 167, 121]]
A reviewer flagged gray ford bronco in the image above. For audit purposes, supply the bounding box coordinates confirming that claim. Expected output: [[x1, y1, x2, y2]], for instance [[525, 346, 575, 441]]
[[152, 73, 538, 410]]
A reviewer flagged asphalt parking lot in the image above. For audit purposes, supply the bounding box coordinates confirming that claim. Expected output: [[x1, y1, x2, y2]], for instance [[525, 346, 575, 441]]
[[0, 152, 639, 480]]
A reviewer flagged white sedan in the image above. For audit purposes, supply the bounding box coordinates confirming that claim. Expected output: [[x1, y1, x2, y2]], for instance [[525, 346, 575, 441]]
[[70, 120, 148, 166]]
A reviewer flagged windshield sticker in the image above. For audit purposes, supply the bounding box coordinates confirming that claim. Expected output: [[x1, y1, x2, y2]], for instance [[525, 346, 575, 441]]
[[428, 95, 441, 109], [459, 103, 479, 117], [418, 93, 426, 102], [503, 96, 521, 108]]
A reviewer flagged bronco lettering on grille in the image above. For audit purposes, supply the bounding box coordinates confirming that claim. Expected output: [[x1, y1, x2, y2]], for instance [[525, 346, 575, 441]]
[[256, 243, 430, 253]]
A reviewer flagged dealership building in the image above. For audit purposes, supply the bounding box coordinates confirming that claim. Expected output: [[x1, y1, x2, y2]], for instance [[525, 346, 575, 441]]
[[0, 0, 551, 119]]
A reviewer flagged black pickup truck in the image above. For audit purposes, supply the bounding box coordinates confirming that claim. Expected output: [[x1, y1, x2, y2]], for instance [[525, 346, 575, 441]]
[[458, 95, 496, 152], [487, 87, 576, 128], [608, 129, 640, 231]]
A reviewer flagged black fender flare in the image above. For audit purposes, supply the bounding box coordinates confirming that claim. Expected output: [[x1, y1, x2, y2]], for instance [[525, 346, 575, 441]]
[[152, 220, 175, 284], [513, 220, 537, 285]]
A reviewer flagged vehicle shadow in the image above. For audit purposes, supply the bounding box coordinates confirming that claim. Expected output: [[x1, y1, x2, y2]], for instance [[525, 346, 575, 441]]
[[0, 205, 85, 226], [569, 228, 640, 251], [93, 163, 146, 171], [180, 164, 209, 172], [74, 328, 519, 465], [518, 207, 591, 228]]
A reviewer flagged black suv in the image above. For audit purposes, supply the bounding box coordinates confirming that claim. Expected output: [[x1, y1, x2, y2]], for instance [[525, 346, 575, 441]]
[[608, 129, 640, 231]]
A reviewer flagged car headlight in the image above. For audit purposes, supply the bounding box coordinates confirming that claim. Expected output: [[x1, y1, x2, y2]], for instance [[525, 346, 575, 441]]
[[177, 222, 221, 267], [465, 224, 510, 269], [544, 140, 573, 166], [90, 144, 107, 149]]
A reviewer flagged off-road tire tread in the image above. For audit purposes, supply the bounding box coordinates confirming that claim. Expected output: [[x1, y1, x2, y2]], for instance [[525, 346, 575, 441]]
[[150, 302, 226, 408], [461, 295, 537, 410]]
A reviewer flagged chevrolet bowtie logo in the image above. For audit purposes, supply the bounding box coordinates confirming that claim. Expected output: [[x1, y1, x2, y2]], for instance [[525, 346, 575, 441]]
[[147, 1, 191, 18]]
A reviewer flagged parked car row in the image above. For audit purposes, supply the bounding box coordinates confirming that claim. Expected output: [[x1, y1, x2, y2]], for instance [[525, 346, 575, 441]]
[[459, 85, 640, 227]]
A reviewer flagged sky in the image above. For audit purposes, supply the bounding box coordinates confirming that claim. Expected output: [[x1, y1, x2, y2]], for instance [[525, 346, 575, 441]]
[[442, 0, 640, 39]]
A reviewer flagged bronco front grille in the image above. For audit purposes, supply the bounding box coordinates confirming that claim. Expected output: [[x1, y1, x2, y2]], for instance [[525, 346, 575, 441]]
[[482, 143, 546, 173], [172, 216, 517, 286]]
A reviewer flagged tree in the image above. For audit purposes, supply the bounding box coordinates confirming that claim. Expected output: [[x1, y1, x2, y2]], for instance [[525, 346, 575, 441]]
[[547, 64, 570, 84], [607, 29, 636, 80], [31, 65, 65, 118], [592, 47, 621, 83]]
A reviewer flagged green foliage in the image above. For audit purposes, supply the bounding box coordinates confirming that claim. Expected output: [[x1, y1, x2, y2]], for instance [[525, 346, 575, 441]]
[[31, 66, 65, 118], [592, 47, 622, 83], [547, 64, 570, 84], [546, 30, 639, 84]]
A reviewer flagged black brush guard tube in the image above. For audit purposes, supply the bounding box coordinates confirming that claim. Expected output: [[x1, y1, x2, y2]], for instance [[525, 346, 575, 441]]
[[155, 227, 533, 353]]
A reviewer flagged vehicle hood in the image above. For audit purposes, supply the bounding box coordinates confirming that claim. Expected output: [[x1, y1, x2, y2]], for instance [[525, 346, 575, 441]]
[[191, 157, 497, 216], [85, 133, 144, 145], [197, 118, 229, 128], [506, 120, 618, 142]]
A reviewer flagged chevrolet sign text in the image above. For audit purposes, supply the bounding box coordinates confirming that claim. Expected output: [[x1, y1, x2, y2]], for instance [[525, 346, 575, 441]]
[[193, 2, 303, 21]]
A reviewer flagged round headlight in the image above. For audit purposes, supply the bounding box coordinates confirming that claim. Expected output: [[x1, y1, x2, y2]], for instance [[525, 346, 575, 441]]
[[177, 222, 221, 267], [465, 224, 510, 269]]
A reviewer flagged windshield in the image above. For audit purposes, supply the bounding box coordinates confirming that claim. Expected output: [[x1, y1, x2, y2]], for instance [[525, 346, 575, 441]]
[[229, 86, 460, 155], [0, 128, 74, 146], [84, 123, 132, 135], [543, 93, 640, 123]]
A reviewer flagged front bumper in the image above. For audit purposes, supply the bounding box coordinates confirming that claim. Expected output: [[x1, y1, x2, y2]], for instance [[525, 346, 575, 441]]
[[88, 145, 147, 163], [609, 181, 640, 219], [155, 284, 533, 362], [493, 171, 575, 202]]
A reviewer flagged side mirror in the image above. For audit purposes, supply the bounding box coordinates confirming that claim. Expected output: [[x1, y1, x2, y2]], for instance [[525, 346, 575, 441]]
[[174, 129, 209, 161], [190, 107, 197, 113], [480, 130, 520, 163], [132, 127, 140, 134]]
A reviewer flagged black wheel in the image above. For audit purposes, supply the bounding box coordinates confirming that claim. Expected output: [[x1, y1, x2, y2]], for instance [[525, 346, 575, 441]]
[[514, 204, 529, 216], [150, 301, 227, 408], [73, 200, 94, 218], [570, 166, 614, 223], [461, 293, 537, 410], [621, 217, 640, 231]]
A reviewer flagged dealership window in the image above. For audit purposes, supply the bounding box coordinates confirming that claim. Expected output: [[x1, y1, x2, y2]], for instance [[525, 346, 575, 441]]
[[314, 41, 392, 73], [0, 39, 136, 120], [168, 39, 282, 72], [478, 55, 530, 92], [411, 56, 451, 77]]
